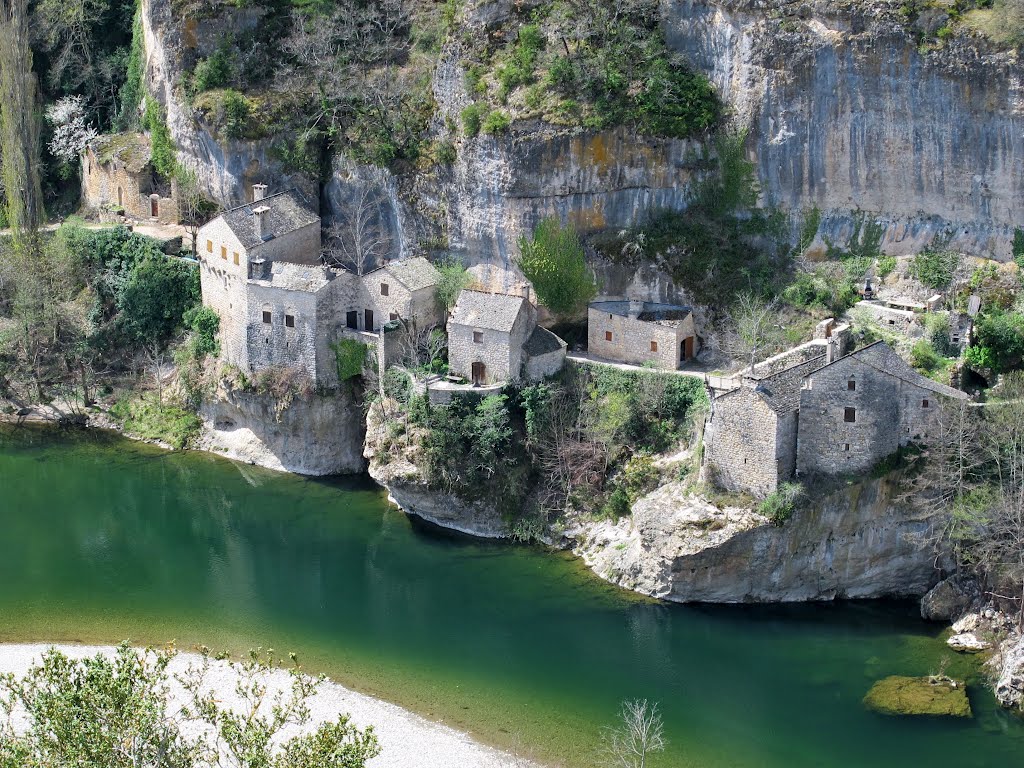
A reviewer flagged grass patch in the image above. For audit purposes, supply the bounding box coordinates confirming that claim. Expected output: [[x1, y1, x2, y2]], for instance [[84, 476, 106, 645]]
[[110, 396, 202, 449], [863, 676, 972, 718]]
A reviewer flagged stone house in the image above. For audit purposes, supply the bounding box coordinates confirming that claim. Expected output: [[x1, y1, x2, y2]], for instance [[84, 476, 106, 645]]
[[704, 355, 827, 497], [447, 290, 566, 385], [199, 186, 444, 388], [796, 341, 969, 476], [587, 300, 700, 369], [704, 341, 969, 497], [81, 133, 179, 224]]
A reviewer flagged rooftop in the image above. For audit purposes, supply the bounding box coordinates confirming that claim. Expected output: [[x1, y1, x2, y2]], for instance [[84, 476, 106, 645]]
[[524, 326, 565, 357], [252, 261, 337, 293], [219, 189, 320, 252], [89, 133, 152, 174], [450, 290, 528, 333], [372, 257, 441, 292], [590, 300, 693, 326]]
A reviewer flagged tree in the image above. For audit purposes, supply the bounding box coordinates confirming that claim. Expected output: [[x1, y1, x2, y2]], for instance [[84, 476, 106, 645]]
[[325, 186, 392, 275], [0, 0, 45, 251], [434, 255, 472, 315], [0, 644, 381, 768], [45, 95, 97, 170], [176, 168, 217, 255], [600, 699, 666, 768], [516, 217, 596, 318], [718, 293, 783, 373], [117, 256, 200, 398]]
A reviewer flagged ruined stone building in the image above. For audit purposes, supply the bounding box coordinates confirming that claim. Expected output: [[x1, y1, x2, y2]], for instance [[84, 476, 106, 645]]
[[587, 300, 700, 369], [447, 290, 566, 386], [81, 133, 179, 224], [704, 340, 969, 497], [198, 186, 441, 388]]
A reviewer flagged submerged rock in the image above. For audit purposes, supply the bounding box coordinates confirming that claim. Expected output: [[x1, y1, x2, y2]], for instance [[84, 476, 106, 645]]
[[863, 676, 972, 718]]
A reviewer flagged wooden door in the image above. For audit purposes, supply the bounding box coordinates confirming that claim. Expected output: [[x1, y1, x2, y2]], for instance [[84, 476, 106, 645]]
[[364, 309, 374, 331], [471, 362, 486, 386], [150, 198, 159, 217], [682, 336, 695, 362]]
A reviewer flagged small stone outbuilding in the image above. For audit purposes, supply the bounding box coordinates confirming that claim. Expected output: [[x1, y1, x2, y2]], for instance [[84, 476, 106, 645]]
[[81, 133, 179, 223], [447, 290, 566, 386], [588, 300, 700, 369], [355, 257, 442, 333]]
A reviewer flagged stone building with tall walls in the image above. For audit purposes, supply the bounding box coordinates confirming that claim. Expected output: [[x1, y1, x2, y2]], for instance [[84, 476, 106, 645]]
[[796, 341, 969, 476], [82, 133, 179, 223], [447, 290, 566, 386], [199, 186, 442, 388], [704, 340, 969, 497], [587, 300, 700, 369]]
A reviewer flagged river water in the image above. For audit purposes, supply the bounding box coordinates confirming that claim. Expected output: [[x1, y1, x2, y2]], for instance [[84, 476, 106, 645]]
[[1, 426, 1021, 767]]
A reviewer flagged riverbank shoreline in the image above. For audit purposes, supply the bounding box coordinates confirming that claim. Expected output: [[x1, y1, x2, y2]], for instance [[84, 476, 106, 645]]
[[0, 643, 540, 768]]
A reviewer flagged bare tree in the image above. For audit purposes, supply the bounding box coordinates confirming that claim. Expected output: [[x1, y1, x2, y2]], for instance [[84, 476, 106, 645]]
[[717, 293, 783, 373], [177, 168, 217, 255], [324, 186, 392, 275], [600, 699, 666, 768]]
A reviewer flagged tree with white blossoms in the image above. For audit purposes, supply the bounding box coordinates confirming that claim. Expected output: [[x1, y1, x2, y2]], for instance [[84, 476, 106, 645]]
[[45, 95, 96, 169]]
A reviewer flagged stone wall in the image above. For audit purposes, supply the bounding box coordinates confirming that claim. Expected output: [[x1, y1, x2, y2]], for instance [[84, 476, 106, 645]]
[[525, 346, 566, 382], [796, 355, 945, 475], [448, 305, 533, 384], [854, 302, 924, 337], [587, 309, 695, 368], [244, 282, 321, 382], [704, 388, 779, 496], [82, 149, 178, 224]]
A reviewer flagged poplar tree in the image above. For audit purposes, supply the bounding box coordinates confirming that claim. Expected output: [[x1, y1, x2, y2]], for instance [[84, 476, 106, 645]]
[[0, 0, 44, 250]]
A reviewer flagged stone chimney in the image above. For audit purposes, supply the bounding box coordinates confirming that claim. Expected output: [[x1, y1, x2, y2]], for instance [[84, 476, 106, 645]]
[[253, 206, 270, 240], [249, 258, 268, 280], [252, 183, 268, 202]]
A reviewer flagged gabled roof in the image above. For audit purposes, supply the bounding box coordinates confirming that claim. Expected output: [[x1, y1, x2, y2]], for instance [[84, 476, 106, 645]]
[[219, 189, 320, 251], [524, 326, 565, 357], [813, 341, 969, 400], [372, 257, 441, 292], [753, 356, 827, 414], [450, 290, 528, 332]]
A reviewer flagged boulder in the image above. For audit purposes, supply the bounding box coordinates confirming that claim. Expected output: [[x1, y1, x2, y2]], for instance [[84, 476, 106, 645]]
[[947, 632, 992, 653], [863, 676, 972, 718], [993, 633, 1024, 711], [920, 577, 980, 621]]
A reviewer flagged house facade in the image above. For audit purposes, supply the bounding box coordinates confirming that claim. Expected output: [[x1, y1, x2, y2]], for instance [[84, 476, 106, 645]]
[[82, 133, 178, 224], [587, 300, 700, 369], [447, 290, 566, 386], [704, 341, 969, 497]]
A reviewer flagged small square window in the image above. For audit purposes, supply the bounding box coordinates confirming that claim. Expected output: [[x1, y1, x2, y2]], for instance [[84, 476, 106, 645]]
[[605, 331, 613, 342], [847, 380, 856, 391], [473, 331, 483, 344], [381, 283, 389, 296], [206, 239, 213, 253], [650, 340, 658, 352], [844, 407, 856, 423], [922, 399, 930, 408], [844, 443, 850, 451], [285, 314, 295, 328], [888, 319, 895, 325], [233, 252, 240, 266], [262, 311, 271, 324], [221, 245, 227, 260]]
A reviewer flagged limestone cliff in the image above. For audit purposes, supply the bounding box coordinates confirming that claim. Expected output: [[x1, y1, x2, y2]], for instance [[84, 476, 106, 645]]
[[140, 0, 1022, 265], [199, 382, 366, 476], [576, 474, 941, 602]]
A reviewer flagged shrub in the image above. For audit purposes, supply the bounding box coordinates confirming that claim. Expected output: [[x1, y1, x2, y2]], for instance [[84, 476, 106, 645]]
[[965, 344, 997, 371], [461, 103, 487, 137], [222, 90, 251, 139], [110, 396, 202, 449], [332, 338, 368, 382], [910, 339, 941, 372], [973, 309, 1024, 371], [435, 140, 457, 164], [758, 482, 803, 526], [910, 249, 961, 290], [191, 48, 234, 93], [481, 110, 511, 135], [142, 98, 176, 179], [183, 305, 220, 357], [516, 218, 596, 317], [877, 255, 898, 278]]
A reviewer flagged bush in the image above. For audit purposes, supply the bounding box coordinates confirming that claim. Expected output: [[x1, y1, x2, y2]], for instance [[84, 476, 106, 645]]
[[183, 305, 220, 357], [191, 48, 235, 94], [877, 255, 897, 278], [110, 396, 202, 449], [973, 309, 1024, 372], [964, 344, 996, 372], [516, 218, 596, 317], [758, 482, 803, 526], [910, 249, 960, 290], [481, 110, 511, 135], [332, 338, 368, 382], [142, 98, 176, 179], [461, 103, 487, 137], [910, 339, 941, 372], [222, 90, 252, 139]]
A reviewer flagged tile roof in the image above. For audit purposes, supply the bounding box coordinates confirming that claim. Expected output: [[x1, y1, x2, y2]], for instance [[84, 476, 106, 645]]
[[254, 261, 335, 293], [220, 189, 320, 251], [377, 257, 441, 292], [753, 356, 827, 414], [524, 326, 565, 357], [450, 290, 527, 332]]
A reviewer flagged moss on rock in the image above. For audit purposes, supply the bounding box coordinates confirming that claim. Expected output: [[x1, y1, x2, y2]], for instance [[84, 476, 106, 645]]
[[863, 675, 972, 718]]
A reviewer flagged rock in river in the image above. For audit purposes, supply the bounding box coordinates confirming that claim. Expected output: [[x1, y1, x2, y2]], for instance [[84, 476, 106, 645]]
[[863, 676, 972, 718]]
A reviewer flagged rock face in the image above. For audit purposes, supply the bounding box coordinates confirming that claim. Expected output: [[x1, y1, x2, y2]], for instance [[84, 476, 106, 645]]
[[994, 631, 1024, 711], [920, 576, 980, 621], [665, 0, 1023, 258], [199, 384, 366, 476], [577, 474, 941, 602]]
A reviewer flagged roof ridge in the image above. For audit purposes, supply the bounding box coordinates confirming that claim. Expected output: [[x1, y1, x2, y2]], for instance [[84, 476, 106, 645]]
[[221, 188, 300, 215]]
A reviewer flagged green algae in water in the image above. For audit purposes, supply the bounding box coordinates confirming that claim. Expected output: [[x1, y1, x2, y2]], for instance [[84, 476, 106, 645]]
[[2, 424, 1024, 768], [864, 676, 972, 718]]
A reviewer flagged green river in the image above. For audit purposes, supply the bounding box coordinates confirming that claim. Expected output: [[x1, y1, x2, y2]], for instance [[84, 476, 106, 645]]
[[1, 426, 1022, 767]]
